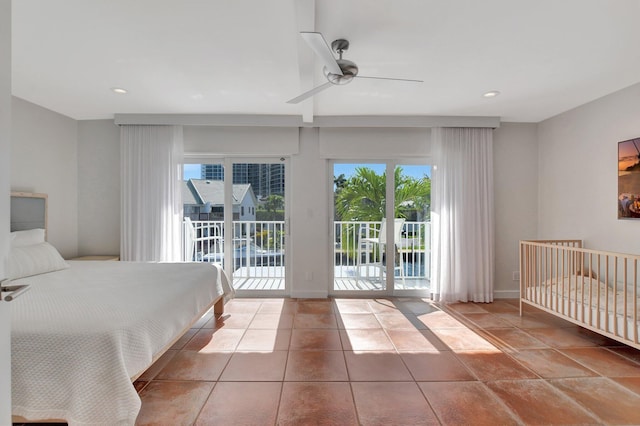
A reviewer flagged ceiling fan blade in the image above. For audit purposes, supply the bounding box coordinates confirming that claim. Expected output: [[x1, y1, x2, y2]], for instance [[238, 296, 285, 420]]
[[300, 32, 343, 76], [286, 82, 334, 104], [356, 75, 424, 83]]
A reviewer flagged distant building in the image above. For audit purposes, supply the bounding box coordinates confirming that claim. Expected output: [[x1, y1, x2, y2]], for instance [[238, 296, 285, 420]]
[[183, 179, 257, 221], [200, 163, 284, 198]]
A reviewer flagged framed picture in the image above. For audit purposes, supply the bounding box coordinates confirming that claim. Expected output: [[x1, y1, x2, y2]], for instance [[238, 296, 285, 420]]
[[618, 137, 640, 219]]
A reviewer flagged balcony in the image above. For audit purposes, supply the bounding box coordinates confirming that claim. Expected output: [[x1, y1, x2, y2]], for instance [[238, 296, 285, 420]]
[[184, 219, 430, 292]]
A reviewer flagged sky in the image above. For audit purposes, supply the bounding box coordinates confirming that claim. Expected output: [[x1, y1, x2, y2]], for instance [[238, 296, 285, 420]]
[[184, 164, 202, 180], [619, 138, 640, 171], [184, 163, 431, 181], [334, 163, 431, 180]]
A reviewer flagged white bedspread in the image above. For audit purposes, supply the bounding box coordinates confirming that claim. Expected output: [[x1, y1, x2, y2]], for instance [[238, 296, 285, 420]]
[[10, 261, 232, 426]]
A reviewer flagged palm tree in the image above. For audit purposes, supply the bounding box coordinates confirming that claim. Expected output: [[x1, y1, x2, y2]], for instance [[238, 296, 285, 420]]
[[333, 174, 347, 192], [334, 166, 430, 262], [335, 166, 430, 222]]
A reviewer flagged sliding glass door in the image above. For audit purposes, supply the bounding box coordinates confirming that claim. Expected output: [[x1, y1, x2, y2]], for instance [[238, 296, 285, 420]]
[[332, 161, 431, 295], [183, 157, 289, 296]]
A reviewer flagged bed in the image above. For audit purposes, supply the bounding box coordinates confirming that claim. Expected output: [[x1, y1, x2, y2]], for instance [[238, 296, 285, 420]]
[[520, 239, 640, 350], [8, 192, 234, 425]]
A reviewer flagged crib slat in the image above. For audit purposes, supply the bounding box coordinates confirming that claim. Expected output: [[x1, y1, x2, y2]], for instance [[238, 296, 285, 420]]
[[614, 256, 619, 338], [623, 258, 628, 340], [605, 256, 610, 334], [634, 259, 638, 344]]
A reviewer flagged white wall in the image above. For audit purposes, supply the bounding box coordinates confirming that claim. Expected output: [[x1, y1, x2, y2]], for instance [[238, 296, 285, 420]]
[[184, 126, 299, 156], [77, 120, 120, 256], [538, 82, 640, 254], [11, 97, 78, 258], [493, 123, 539, 297], [289, 128, 330, 297], [319, 128, 430, 158], [73, 121, 538, 298], [0, 0, 12, 421]]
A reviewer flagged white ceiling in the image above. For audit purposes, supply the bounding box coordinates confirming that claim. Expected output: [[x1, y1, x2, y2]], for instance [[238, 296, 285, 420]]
[[11, 0, 640, 122]]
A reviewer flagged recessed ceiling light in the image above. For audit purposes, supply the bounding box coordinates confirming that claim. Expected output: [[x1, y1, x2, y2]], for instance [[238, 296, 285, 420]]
[[483, 90, 500, 98], [111, 87, 128, 94]]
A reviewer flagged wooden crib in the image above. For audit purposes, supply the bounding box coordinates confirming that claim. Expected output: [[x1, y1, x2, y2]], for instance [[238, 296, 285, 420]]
[[519, 239, 640, 350]]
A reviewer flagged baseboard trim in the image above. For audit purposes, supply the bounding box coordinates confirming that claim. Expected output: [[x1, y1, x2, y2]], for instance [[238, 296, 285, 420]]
[[493, 289, 520, 299]]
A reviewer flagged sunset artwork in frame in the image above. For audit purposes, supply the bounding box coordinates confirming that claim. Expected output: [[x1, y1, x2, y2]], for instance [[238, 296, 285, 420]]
[[618, 137, 640, 219]]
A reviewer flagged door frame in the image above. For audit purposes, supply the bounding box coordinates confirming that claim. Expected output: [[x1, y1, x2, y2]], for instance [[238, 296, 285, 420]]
[[183, 156, 291, 297], [329, 159, 431, 298]]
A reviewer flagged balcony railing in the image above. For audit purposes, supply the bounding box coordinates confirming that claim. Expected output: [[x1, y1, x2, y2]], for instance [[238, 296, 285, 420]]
[[334, 221, 431, 281], [184, 220, 285, 278], [184, 219, 430, 281]]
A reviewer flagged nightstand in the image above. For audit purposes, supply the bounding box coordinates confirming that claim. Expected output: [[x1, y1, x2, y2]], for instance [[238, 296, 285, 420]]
[[71, 255, 120, 261]]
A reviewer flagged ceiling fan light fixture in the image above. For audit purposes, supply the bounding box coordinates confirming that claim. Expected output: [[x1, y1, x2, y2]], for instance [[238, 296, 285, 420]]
[[323, 59, 358, 85], [483, 90, 500, 98]]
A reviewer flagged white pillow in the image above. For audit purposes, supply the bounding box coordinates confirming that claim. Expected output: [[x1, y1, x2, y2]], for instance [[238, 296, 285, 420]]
[[7, 242, 69, 280], [11, 228, 46, 248]]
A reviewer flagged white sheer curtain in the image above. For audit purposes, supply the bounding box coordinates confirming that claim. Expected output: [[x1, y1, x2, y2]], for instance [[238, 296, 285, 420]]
[[120, 125, 184, 262], [431, 127, 494, 303]]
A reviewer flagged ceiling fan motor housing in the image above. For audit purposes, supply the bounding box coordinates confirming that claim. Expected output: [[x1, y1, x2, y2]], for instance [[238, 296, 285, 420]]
[[324, 59, 358, 85]]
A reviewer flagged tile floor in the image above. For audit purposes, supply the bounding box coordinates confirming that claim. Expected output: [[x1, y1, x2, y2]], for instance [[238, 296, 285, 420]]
[[41, 297, 640, 425]]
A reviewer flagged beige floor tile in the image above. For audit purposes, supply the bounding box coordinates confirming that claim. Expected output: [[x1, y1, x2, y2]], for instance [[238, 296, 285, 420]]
[[183, 328, 245, 352], [416, 311, 466, 329], [367, 298, 403, 313], [248, 312, 294, 329], [340, 329, 395, 351], [486, 379, 599, 425], [485, 327, 549, 350], [455, 350, 537, 381], [550, 377, 640, 424], [295, 300, 335, 314], [344, 351, 413, 381], [387, 329, 444, 351], [196, 382, 281, 426], [376, 313, 426, 330], [236, 329, 291, 351], [136, 381, 214, 426], [289, 329, 343, 350], [400, 351, 475, 381], [337, 313, 382, 329], [285, 350, 348, 381], [333, 299, 374, 314], [155, 351, 232, 381], [525, 327, 600, 348], [277, 382, 358, 425], [560, 347, 640, 377], [293, 313, 338, 329], [352, 382, 439, 425], [509, 348, 598, 378], [429, 327, 498, 352], [204, 312, 255, 329], [458, 312, 515, 329], [219, 351, 288, 381], [420, 381, 520, 425], [613, 376, 640, 395]]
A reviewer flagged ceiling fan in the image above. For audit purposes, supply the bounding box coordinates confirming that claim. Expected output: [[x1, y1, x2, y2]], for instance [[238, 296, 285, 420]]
[[287, 32, 423, 104]]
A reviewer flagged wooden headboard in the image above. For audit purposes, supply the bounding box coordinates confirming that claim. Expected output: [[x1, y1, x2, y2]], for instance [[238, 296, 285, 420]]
[[10, 191, 48, 239]]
